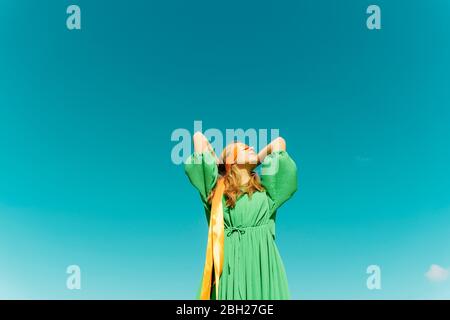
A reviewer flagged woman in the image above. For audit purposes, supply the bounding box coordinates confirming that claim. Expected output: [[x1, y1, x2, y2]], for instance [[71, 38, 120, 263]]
[[184, 132, 298, 300]]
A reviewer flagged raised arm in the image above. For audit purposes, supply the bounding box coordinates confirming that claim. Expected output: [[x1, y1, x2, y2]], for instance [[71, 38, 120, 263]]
[[258, 137, 297, 211], [185, 132, 220, 210], [257, 137, 286, 165], [193, 131, 220, 165]]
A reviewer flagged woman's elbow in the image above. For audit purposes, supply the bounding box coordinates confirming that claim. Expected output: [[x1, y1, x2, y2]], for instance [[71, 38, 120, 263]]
[[193, 131, 206, 152], [273, 137, 286, 151]]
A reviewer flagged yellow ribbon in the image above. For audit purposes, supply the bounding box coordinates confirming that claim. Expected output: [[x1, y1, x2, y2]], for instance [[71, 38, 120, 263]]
[[199, 176, 225, 300], [199, 143, 249, 300]]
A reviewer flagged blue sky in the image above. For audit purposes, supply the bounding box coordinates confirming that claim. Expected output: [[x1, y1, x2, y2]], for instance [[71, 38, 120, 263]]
[[0, 0, 450, 299]]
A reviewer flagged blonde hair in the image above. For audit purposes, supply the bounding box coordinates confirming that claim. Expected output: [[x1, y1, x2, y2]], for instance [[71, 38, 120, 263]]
[[207, 143, 264, 208]]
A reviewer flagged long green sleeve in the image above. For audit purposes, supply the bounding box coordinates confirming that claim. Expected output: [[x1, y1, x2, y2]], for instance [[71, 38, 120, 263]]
[[184, 150, 218, 208], [260, 150, 298, 212]]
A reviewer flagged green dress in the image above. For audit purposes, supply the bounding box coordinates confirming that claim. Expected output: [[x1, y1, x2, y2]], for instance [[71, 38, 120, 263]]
[[184, 150, 298, 300]]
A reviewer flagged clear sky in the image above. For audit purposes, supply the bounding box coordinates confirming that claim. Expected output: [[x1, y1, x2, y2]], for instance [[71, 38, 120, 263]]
[[0, 0, 449, 299]]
